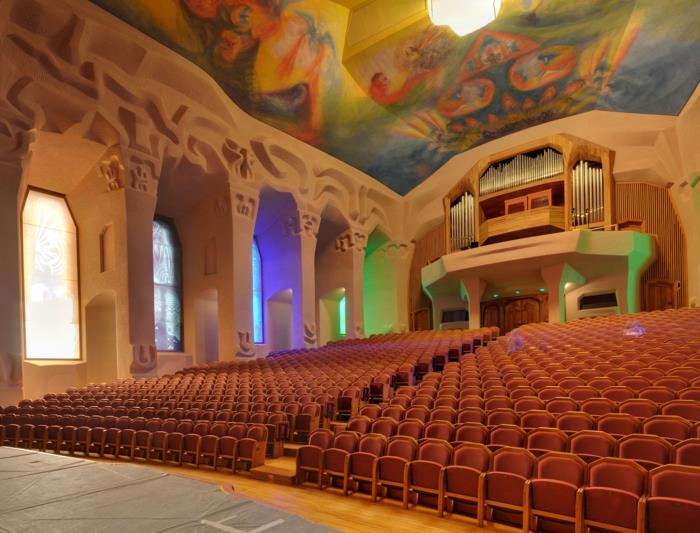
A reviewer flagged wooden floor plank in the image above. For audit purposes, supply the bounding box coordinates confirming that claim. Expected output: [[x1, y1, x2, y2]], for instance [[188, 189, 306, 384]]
[[90, 455, 519, 533]]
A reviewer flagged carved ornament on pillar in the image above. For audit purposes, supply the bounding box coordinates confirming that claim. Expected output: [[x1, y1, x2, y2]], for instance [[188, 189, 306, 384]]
[[284, 209, 320, 238], [120, 151, 160, 196], [232, 190, 258, 220], [129, 344, 157, 374], [379, 241, 410, 259], [303, 322, 317, 346], [335, 230, 367, 253], [236, 331, 256, 358], [223, 139, 256, 182], [98, 155, 125, 192]]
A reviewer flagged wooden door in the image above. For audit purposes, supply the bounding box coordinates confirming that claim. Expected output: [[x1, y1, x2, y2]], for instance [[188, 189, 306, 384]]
[[504, 298, 541, 332], [645, 280, 678, 311], [482, 303, 500, 329], [412, 308, 432, 331]]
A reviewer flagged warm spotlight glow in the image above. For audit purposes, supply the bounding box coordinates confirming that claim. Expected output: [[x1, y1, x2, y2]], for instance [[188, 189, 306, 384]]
[[427, 0, 501, 36], [23, 190, 80, 360]]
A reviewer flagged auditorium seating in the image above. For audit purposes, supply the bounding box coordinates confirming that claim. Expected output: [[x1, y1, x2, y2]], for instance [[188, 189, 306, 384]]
[[3, 308, 700, 530]]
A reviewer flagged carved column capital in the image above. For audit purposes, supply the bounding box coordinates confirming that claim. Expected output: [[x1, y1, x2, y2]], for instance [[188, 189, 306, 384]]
[[283, 207, 320, 239], [335, 227, 368, 254], [110, 148, 161, 196], [229, 183, 259, 221]]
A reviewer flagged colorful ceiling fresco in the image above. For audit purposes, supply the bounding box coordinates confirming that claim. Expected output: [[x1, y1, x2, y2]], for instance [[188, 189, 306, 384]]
[[91, 0, 700, 194]]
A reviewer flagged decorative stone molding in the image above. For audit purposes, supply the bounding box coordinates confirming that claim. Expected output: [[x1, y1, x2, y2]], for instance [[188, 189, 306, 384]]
[[223, 138, 256, 182], [129, 344, 157, 374], [98, 155, 125, 192], [303, 322, 317, 346], [236, 331, 256, 358]]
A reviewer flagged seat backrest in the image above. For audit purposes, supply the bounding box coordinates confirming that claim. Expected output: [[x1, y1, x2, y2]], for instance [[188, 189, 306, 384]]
[[521, 410, 555, 429], [673, 438, 700, 467], [588, 458, 647, 495], [397, 419, 424, 440], [489, 424, 526, 447], [569, 430, 616, 456], [417, 439, 452, 466], [358, 433, 387, 456], [454, 422, 488, 444], [662, 400, 700, 422], [536, 452, 586, 485], [301, 403, 321, 416], [332, 431, 359, 453], [404, 406, 429, 423], [650, 464, 700, 501], [618, 434, 672, 466], [491, 447, 536, 477], [452, 442, 491, 470], [423, 420, 454, 441], [643, 415, 691, 442], [526, 428, 568, 452], [370, 417, 397, 437], [308, 429, 334, 449], [347, 416, 372, 434], [597, 413, 641, 437], [385, 436, 418, 461]]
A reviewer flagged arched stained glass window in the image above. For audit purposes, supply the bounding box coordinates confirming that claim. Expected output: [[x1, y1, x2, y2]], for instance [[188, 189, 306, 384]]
[[252, 238, 264, 344], [22, 189, 80, 360], [339, 295, 346, 336], [153, 218, 183, 352]]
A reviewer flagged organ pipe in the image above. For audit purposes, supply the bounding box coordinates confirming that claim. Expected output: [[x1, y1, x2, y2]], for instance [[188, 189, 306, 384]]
[[450, 192, 475, 250], [572, 160, 604, 227], [479, 148, 564, 196]]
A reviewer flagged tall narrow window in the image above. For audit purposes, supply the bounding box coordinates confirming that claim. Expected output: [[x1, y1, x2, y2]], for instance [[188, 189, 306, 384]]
[[339, 295, 346, 336], [153, 218, 183, 351], [252, 238, 264, 343], [22, 189, 80, 360]]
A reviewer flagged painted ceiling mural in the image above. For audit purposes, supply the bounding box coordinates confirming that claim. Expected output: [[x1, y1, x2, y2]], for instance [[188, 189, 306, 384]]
[[91, 0, 700, 195]]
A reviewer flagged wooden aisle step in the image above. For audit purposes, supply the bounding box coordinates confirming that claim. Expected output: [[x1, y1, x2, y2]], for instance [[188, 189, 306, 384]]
[[283, 442, 303, 457], [250, 455, 298, 486]]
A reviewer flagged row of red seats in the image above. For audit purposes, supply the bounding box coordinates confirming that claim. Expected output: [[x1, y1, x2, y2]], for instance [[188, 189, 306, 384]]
[[297, 430, 700, 532], [0, 420, 268, 471]]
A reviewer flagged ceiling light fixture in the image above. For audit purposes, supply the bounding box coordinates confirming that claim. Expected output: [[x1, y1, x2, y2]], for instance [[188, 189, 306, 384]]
[[427, 0, 502, 37]]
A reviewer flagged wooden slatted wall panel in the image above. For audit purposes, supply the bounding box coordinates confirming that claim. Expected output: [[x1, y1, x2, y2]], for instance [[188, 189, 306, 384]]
[[409, 222, 446, 330], [615, 182, 687, 308]]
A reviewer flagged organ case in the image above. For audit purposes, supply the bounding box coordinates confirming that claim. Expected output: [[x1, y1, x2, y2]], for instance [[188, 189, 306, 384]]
[[444, 134, 615, 251]]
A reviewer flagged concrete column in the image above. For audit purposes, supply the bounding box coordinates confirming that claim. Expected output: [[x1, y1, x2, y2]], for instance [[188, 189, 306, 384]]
[[346, 227, 367, 339], [461, 277, 487, 330], [294, 208, 320, 348], [0, 155, 24, 405], [541, 263, 586, 323], [228, 182, 259, 359], [119, 152, 159, 377]]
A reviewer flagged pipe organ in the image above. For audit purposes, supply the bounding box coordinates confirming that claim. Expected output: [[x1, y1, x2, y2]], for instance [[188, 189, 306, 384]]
[[450, 192, 475, 251], [479, 148, 565, 196], [444, 134, 615, 252], [572, 161, 604, 226]]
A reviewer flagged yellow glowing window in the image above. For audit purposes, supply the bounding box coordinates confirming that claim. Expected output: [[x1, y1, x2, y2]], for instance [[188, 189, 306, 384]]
[[22, 190, 80, 360]]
